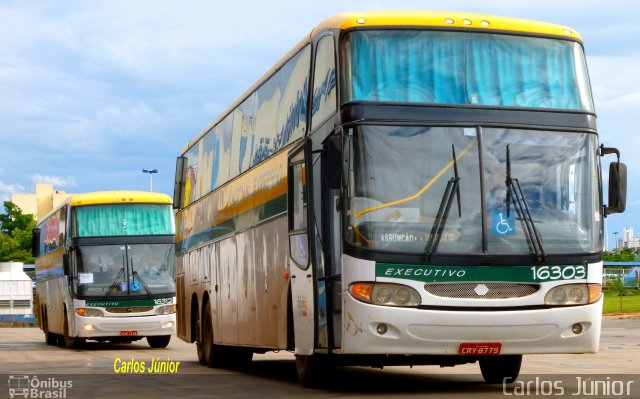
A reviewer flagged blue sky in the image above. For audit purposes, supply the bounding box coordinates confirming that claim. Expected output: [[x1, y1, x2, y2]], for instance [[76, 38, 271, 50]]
[[1, 0, 638, 248]]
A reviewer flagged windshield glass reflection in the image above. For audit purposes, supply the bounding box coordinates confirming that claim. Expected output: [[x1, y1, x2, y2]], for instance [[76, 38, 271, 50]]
[[75, 244, 175, 297], [345, 125, 601, 256]]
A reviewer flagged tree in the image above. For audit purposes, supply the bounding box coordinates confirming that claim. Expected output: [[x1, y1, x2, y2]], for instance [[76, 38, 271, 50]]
[[0, 201, 36, 263], [0, 201, 34, 234]]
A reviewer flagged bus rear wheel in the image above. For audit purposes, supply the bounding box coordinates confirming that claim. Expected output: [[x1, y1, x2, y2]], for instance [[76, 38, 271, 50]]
[[147, 335, 171, 348], [43, 312, 58, 346], [479, 355, 522, 384]]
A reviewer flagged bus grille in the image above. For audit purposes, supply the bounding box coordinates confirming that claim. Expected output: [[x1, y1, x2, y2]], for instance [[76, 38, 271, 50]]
[[105, 307, 154, 313], [424, 283, 539, 299]]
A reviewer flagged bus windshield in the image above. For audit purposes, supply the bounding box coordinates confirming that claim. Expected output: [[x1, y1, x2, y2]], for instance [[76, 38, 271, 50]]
[[75, 204, 175, 237], [75, 243, 175, 297], [346, 125, 601, 256], [342, 30, 593, 111]]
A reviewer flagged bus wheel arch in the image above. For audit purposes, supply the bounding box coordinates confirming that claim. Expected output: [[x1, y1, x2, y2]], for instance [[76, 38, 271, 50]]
[[62, 306, 85, 349]]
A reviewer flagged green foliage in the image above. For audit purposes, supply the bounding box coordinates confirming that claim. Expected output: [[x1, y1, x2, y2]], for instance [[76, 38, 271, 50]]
[[603, 248, 637, 262], [0, 201, 36, 263]]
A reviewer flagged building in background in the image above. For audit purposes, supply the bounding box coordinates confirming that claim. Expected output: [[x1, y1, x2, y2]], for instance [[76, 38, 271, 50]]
[[622, 227, 640, 249], [0, 261, 33, 323], [11, 183, 73, 222]]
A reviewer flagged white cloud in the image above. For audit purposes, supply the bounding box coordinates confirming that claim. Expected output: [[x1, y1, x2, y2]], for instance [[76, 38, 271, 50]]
[[30, 174, 77, 188], [0, 181, 26, 202]]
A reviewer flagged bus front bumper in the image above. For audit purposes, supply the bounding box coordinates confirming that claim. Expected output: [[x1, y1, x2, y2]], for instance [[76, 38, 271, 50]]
[[74, 313, 176, 339], [341, 294, 602, 355]]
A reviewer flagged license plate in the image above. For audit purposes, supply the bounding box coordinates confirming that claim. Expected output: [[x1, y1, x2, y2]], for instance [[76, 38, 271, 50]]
[[459, 342, 502, 355], [120, 331, 138, 336]]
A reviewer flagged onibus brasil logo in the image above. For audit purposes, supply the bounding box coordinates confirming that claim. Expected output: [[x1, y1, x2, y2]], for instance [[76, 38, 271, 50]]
[[8, 375, 72, 398]]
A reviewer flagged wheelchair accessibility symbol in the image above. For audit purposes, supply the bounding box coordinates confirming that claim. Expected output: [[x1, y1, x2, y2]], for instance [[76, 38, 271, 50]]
[[130, 280, 141, 291], [491, 211, 515, 236]]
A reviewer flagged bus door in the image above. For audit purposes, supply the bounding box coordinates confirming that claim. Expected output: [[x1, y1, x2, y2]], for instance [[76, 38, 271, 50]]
[[288, 140, 316, 355]]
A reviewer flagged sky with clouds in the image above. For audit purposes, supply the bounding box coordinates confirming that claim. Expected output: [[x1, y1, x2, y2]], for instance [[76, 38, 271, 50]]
[[1, 0, 639, 248]]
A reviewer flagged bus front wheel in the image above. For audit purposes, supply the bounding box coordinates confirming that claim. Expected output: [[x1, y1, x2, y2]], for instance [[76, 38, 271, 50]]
[[479, 355, 522, 384], [295, 354, 329, 388], [63, 315, 85, 349], [147, 335, 171, 348]]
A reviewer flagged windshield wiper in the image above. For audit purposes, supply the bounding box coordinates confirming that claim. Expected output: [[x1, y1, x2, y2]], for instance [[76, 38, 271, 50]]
[[425, 145, 462, 260], [505, 145, 546, 262], [104, 262, 125, 299], [130, 258, 154, 297]]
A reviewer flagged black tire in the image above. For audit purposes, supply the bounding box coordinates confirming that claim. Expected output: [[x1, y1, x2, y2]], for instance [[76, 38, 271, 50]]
[[295, 354, 328, 388], [195, 312, 207, 365], [43, 312, 58, 346], [479, 355, 523, 384], [63, 314, 85, 349], [147, 335, 171, 349], [201, 301, 219, 367]]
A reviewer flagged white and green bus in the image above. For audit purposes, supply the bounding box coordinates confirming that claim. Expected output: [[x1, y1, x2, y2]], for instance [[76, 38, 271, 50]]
[[33, 191, 176, 348], [174, 11, 627, 385]]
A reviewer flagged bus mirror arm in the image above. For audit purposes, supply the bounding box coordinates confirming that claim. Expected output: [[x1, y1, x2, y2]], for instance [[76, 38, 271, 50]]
[[600, 145, 627, 215], [31, 228, 40, 257], [62, 253, 70, 276], [326, 135, 343, 190]]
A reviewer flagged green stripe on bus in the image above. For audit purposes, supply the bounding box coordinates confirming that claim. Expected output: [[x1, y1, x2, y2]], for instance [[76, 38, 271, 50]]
[[86, 299, 156, 308], [376, 263, 588, 283]]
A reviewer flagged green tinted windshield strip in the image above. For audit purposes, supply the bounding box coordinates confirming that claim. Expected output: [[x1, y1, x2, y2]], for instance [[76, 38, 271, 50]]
[[76, 204, 174, 237], [343, 30, 593, 111], [376, 263, 588, 283]]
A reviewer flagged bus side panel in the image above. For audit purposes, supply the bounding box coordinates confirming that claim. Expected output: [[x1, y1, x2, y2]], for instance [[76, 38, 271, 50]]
[[36, 277, 67, 335], [237, 229, 257, 345], [255, 217, 289, 348], [219, 236, 238, 344]]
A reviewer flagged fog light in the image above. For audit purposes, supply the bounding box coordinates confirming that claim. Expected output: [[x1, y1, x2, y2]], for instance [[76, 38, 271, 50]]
[[572, 323, 583, 335], [376, 323, 388, 335], [83, 324, 95, 330], [162, 321, 174, 329]]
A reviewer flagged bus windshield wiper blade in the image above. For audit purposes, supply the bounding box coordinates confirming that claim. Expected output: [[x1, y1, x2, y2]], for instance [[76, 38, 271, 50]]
[[505, 145, 546, 262], [425, 145, 462, 260], [104, 267, 124, 299], [131, 258, 154, 297]]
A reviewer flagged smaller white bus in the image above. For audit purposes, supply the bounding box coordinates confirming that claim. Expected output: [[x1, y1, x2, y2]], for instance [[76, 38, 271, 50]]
[[33, 191, 176, 348]]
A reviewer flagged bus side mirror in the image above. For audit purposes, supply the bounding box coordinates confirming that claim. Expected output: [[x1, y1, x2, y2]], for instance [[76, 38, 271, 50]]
[[326, 135, 342, 190], [173, 156, 187, 210], [62, 253, 70, 275], [607, 162, 627, 215], [32, 228, 40, 257]]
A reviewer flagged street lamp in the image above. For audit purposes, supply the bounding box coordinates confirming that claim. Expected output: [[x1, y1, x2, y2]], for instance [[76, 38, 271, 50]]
[[613, 231, 619, 251], [142, 169, 158, 192]]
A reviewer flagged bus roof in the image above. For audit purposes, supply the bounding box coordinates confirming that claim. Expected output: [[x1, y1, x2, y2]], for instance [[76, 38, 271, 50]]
[[69, 191, 172, 206], [182, 11, 581, 152], [37, 191, 172, 226], [312, 11, 581, 40]]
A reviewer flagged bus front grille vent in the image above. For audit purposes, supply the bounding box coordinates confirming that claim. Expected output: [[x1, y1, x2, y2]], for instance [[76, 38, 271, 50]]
[[105, 306, 154, 313], [424, 283, 539, 299]]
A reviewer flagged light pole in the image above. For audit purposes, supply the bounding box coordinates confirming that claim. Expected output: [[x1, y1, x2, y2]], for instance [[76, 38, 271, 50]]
[[613, 231, 619, 251], [142, 169, 158, 192]]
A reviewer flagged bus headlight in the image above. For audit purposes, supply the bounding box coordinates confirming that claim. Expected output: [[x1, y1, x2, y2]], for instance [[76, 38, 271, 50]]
[[75, 308, 104, 317], [544, 284, 601, 305], [349, 282, 421, 307], [156, 304, 176, 315]]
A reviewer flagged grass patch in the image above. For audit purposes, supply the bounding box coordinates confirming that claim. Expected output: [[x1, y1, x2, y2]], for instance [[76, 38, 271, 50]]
[[603, 290, 640, 314]]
